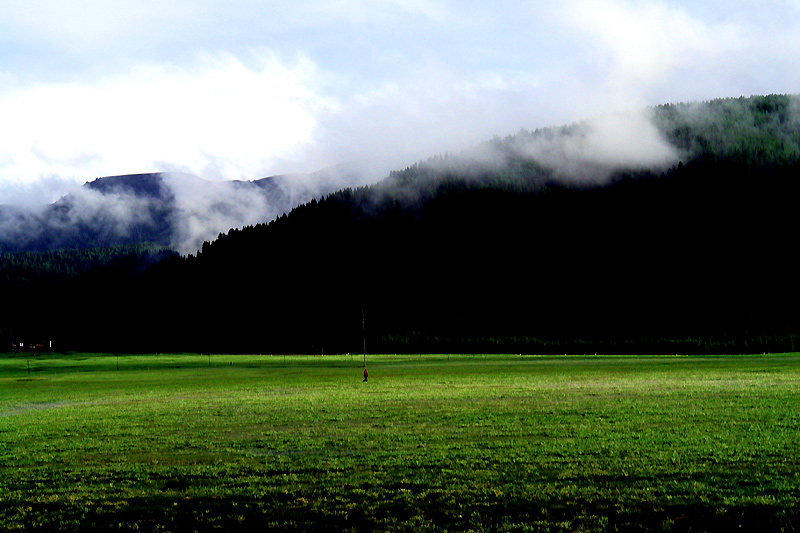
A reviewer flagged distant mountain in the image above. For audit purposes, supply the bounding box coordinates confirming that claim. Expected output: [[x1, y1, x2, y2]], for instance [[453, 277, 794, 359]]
[[84, 172, 169, 198], [0, 160, 391, 254]]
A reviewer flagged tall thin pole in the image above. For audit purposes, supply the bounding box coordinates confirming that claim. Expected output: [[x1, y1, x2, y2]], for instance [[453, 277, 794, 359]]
[[362, 307, 366, 368]]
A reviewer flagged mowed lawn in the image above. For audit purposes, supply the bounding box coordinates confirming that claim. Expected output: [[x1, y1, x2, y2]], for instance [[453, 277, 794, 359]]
[[1, 353, 799, 532]]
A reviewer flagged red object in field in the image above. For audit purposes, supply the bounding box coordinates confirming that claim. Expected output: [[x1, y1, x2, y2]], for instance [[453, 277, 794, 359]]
[[363, 367, 368, 382]]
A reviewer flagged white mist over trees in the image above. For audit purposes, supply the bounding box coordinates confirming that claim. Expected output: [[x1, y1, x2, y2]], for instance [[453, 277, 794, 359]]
[[2, 95, 799, 255], [0, 159, 391, 254], [2, 1, 799, 208]]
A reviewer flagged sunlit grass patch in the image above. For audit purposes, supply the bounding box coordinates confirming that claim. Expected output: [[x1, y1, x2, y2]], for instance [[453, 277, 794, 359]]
[[1, 353, 799, 531]]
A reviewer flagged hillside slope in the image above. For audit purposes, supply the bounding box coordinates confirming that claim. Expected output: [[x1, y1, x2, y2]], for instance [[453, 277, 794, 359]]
[[3, 95, 799, 354]]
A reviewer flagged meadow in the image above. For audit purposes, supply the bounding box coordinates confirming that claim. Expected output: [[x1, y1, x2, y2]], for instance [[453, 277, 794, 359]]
[[1, 352, 799, 532]]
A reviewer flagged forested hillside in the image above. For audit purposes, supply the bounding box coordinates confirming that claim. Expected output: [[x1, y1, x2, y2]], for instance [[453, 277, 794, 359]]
[[1, 243, 174, 280], [2, 95, 799, 354], [655, 94, 800, 163], [0, 243, 175, 350]]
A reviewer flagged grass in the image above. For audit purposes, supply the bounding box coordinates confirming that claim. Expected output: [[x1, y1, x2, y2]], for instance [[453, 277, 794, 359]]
[[1, 352, 799, 531]]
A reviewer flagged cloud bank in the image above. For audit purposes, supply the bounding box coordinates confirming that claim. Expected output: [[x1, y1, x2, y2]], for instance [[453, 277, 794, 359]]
[[0, 52, 332, 203], [1, 0, 799, 207], [516, 109, 679, 182]]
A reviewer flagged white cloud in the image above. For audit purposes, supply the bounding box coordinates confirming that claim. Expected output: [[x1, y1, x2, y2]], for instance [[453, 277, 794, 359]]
[[516, 109, 679, 182], [0, 175, 81, 206], [0, 51, 335, 202], [0, 1, 199, 48], [2, 0, 800, 207], [555, 0, 744, 108], [551, 0, 800, 107]]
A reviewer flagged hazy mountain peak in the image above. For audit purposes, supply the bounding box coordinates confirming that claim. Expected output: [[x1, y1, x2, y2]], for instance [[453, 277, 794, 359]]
[[0, 163, 391, 254]]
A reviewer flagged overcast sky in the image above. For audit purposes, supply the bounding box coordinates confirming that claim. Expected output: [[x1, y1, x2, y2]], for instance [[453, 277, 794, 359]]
[[1, 0, 798, 204]]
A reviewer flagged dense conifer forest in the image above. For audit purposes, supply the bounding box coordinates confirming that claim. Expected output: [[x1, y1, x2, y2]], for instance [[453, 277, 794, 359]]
[[2, 94, 799, 354]]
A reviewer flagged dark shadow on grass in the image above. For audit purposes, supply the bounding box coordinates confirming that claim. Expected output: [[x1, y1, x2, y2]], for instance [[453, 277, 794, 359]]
[[2, 495, 798, 532]]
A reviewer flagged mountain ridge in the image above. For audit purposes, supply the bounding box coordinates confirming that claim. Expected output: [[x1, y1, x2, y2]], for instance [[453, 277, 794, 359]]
[[0, 159, 391, 254]]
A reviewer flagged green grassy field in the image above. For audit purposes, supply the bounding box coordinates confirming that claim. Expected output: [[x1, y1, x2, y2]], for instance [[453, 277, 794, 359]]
[[1, 353, 799, 532]]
